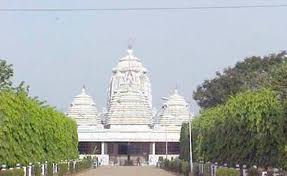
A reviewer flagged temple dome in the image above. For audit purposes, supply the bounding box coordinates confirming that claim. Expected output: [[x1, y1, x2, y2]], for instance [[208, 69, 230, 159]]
[[66, 86, 100, 126], [106, 48, 153, 129], [159, 89, 190, 128], [112, 49, 147, 73]]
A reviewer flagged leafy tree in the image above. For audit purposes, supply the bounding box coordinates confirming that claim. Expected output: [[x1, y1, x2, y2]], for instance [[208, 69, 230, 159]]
[[0, 59, 14, 89], [0, 90, 78, 166], [179, 123, 190, 161], [185, 89, 285, 167], [193, 51, 287, 109]]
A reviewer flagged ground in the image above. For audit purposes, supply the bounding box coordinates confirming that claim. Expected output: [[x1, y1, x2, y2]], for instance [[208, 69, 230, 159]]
[[75, 166, 177, 176]]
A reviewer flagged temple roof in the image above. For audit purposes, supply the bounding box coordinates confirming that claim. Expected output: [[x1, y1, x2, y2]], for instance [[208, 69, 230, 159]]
[[66, 86, 100, 126], [112, 49, 147, 73], [159, 89, 190, 128], [106, 48, 152, 128]]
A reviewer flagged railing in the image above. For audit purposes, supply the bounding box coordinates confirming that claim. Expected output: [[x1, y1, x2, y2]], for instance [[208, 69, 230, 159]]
[[0, 158, 97, 176]]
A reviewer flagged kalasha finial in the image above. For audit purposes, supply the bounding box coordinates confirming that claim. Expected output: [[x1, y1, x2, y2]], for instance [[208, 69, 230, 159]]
[[81, 85, 86, 94], [127, 38, 135, 55]]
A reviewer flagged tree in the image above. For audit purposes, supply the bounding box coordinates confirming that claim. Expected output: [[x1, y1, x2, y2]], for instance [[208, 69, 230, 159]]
[[187, 89, 285, 167], [0, 59, 14, 89], [193, 51, 287, 109]]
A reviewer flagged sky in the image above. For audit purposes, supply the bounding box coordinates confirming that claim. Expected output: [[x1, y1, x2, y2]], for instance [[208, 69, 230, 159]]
[[0, 0, 287, 114]]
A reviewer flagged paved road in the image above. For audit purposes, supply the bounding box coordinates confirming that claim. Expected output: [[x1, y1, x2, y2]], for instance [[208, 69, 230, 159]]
[[75, 166, 177, 176]]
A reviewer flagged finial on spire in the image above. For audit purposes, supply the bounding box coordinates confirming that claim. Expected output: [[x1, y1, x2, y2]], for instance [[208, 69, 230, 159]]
[[81, 85, 86, 94], [174, 84, 179, 94], [127, 38, 135, 56]]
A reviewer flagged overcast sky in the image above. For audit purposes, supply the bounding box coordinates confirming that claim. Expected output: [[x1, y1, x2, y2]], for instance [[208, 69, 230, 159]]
[[0, 0, 287, 113]]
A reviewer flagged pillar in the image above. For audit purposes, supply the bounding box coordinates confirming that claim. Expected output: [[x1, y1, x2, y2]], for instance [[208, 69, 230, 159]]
[[101, 142, 105, 155], [152, 142, 155, 155]]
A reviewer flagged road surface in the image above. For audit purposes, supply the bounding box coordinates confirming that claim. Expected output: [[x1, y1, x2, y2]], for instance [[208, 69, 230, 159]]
[[75, 166, 177, 176]]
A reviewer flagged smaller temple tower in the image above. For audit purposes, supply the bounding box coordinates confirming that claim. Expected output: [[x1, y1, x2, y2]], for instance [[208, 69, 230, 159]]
[[159, 89, 191, 131], [66, 86, 101, 127]]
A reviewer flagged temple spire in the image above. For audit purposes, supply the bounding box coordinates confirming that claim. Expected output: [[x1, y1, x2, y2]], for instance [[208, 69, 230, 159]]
[[81, 85, 86, 94]]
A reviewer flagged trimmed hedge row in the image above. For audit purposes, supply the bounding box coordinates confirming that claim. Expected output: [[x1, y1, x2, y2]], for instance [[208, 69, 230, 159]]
[[216, 168, 240, 176], [0, 90, 78, 166], [0, 169, 24, 176], [0, 158, 93, 176], [180, 89, 285, 167], [159, 159, 190, 176]]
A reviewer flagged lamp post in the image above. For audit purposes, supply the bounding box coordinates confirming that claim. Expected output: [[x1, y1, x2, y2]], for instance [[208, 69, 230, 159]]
[[161, 104, 168, 159], [188, 103, 193, 174]]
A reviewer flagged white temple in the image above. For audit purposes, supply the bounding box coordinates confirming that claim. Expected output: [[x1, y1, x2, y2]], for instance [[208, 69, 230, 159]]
[[66, 48, 192, 166]]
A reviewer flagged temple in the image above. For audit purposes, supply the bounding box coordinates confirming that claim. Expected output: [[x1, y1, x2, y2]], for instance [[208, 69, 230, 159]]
[[66, 48, 192, 166]]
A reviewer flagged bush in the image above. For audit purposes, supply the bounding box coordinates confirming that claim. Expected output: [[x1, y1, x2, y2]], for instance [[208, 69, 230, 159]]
[[0, 91, 78, 166], [34, 163, 41, 176], [248, 167, 259, 176], [193, 163, 200, 176], [181, 161, 190, 176], [163, 159, 169, 169], [203, 163, 211, 176], [0, 169, 24, 176], [47, 162, 53, 176], [58, 163, 68, 176], [75, 158, 92, 173], [69, 161, 75, 174], [216, 168, 240, 176]]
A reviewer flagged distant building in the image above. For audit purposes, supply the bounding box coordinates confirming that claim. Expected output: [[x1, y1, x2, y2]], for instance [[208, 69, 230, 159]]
[[66, 48, 192, 166]]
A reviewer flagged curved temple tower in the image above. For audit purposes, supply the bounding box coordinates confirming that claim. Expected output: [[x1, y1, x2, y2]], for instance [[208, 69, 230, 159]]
[[66, 48, 192, 166]]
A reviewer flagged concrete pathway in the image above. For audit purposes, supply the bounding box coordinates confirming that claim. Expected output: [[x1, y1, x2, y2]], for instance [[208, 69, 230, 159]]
[[75, 166, 177, 176]]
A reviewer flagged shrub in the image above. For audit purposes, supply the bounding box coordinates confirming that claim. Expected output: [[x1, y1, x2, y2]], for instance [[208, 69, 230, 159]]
[[34, 163, 41, 176], [75, 158, 92, 173], [163, 159, 169, 169], [216, 168, 240, 176], [69, 161, 74, 173], [47, 162, 53, 176], [0, 91, 78, 166], [248, 167, 259, 176], [58, 163, 68, 176], [193, 163, 200, 176], [181, 161, 190, 176], [168, 160, 176, 172], [0, 169, 24, 176], [203, 162, 212, 176]]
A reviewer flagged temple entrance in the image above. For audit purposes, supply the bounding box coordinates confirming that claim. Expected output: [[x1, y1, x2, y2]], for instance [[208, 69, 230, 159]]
[[107, 142, 151, 166]]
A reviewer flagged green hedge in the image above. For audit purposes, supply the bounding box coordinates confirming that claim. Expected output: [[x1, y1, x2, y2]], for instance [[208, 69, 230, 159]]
[[74, 157, 92, 173], [180, 161, 189, 176], [34, 163, 41, 176], [0, 91, 78, 166], [0, 169, 24, 176], [216, 168, 240, 176], [58, 163, 68, 176], [180, 89, 285, 167]]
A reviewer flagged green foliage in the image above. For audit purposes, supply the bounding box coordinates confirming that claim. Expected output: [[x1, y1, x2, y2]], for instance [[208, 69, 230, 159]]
[[0, 169, 24, 176], [0, 59, 13, 90], [216, 168, 240, 176], [34, 163, 41, 176], [69, 161, 74, 173], [192, 163, 200, 176], [0, 90, 78, 166], [248, 167, 259, 176], [47, 162, 53, 176], [58, 163, 68, 176], [182, 89, 285, 167], [193, 51, 287, 109], [203, 163, 211, 176], [180, 160, 190, 176], [179, 123, 190, 161], [75, 158, 92, 173]]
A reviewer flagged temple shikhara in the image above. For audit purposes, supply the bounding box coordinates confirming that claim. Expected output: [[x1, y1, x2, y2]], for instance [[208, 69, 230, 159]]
[[66, 47, 192, 166]]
